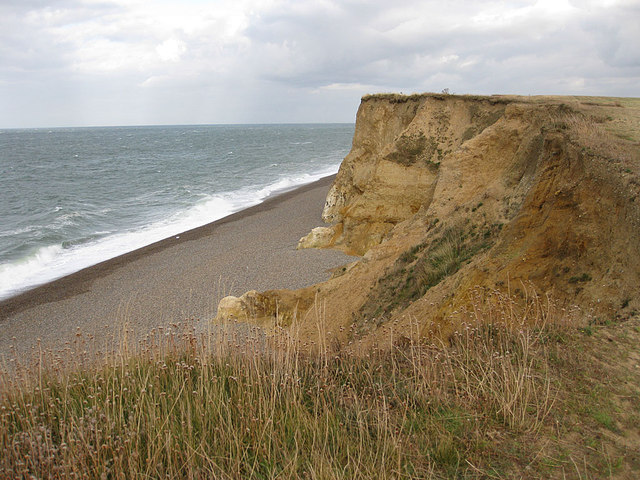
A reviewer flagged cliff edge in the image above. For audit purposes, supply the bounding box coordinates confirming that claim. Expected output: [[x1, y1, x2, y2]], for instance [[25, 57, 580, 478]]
[[217, 93, 640, 349]]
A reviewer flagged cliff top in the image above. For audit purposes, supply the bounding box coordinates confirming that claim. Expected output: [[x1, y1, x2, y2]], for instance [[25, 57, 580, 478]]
[[361, 92, 640, 144]]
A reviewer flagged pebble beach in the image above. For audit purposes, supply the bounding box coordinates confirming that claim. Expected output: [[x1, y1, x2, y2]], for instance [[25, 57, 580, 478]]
[[0, 175, 351, 361]]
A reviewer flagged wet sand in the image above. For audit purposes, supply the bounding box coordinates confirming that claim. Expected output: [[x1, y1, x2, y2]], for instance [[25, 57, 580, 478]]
[[0, 175, 351, 361]]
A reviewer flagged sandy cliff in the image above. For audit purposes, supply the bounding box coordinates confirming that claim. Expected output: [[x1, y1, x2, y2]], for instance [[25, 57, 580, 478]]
[[217, 93, 640, 349]]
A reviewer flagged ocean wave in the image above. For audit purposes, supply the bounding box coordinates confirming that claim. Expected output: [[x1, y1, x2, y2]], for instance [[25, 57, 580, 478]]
[[0, 225, 39, 238], [0, 164, 341, 301], [0, 245, 64, 299]]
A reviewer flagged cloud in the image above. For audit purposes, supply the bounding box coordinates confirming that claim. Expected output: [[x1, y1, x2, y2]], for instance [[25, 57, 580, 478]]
[[156, 38, 187, 62], [576, 2, 640, 69], [314, 83, 380, 92], [0, 0, 638, 127]]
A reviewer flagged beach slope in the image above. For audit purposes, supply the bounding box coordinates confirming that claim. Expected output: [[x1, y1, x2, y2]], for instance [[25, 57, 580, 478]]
[[0, 176, 350, 359]]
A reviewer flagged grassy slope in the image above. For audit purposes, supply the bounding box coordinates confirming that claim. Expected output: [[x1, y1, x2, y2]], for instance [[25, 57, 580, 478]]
[[1, 292, 639, 479]]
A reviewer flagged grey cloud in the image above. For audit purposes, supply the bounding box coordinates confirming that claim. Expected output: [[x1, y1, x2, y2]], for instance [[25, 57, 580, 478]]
[[253, 0, 638, 97], [0, 0, 638, 128], [0, 0, 120, 74], [579, 4, 640, 68]]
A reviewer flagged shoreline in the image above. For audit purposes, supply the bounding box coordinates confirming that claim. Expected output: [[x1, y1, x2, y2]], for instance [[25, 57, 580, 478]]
[[0, 169, 341, 305], [0, 175, 350, 359], [0, 175, 337, 317]]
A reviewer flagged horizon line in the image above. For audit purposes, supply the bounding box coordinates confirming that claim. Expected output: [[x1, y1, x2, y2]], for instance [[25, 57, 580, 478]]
[[0, 121, 356, 131]]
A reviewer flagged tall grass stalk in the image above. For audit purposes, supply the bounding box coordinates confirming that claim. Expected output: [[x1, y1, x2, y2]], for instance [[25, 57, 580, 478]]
[[0, 290, 573, 479]]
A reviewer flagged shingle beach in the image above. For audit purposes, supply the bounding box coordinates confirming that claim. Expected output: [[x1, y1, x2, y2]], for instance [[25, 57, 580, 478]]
[[0, 175, 351, 361]]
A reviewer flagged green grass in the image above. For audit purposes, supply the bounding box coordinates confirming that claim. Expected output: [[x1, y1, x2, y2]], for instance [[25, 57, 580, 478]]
[[357, 224, 496, 328], [568, 273, 592, 284], [591, 409, 616, 430]]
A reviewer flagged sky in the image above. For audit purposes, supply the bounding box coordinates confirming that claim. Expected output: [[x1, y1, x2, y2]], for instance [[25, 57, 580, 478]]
[[0, 0, 638, 128]]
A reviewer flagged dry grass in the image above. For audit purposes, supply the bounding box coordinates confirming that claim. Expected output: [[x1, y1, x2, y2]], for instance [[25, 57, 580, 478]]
[[540, 98, 639, 169], [361, 92, 514, 105], [0, 290, 637, 479]]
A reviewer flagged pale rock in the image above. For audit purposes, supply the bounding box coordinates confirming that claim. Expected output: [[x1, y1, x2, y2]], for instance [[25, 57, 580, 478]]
[[297, 226, 335, 249]]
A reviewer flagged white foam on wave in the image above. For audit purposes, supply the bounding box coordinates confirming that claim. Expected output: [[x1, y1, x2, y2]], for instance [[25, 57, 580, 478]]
[[0, 245, 64, 299], [0, 225, 38, 238], [0, 164, 341, 301]]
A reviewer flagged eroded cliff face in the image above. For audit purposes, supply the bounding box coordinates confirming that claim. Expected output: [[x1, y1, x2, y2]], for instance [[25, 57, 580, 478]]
[[217, 94, 640, 349], [300, 94, 510, 255]]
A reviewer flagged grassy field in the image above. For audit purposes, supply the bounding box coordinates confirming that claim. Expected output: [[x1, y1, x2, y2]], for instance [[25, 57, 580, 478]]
[[1, 290, 639, 479]]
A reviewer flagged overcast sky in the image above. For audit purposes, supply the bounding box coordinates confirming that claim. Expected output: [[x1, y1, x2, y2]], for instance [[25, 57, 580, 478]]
[[1, 0, 638, 128]]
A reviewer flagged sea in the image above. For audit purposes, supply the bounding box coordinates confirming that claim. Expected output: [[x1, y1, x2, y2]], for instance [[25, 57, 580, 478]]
[[0, 123, 355, 301]]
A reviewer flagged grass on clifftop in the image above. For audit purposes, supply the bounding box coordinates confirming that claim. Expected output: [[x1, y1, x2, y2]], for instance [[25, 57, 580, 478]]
[[1, 291, 639, 479]]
